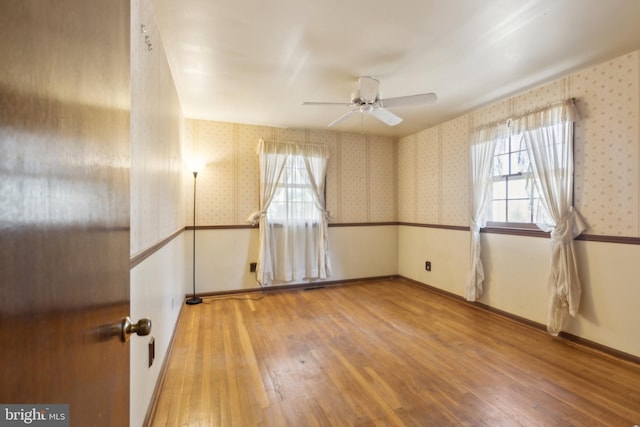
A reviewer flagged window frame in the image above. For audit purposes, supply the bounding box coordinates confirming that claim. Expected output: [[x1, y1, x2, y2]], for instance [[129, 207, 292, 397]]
[[486, 120, 575, 232], [486, 133, 541, 230], [265, 152, 323, 226]]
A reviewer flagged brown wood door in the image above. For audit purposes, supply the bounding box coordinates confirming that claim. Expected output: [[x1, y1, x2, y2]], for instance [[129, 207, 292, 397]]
[[0, 1, 132, 425]]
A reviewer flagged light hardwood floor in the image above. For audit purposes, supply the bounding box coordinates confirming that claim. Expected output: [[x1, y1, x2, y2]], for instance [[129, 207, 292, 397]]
[[150, 279, 640, 426]]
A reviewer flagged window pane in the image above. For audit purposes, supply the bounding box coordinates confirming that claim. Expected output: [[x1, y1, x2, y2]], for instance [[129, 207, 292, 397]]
[[492, 179, 506, 200], [507, 177, 529, 199], [510, 150, 529, 175], [493, 153, 510, 176], [512, 134, 526, 151], [507, 199, 532, 223], [494, 138, 509, 155], [491, 200, 506, 222], [266, 153, 321, 224], [490, 134, 538, 225]]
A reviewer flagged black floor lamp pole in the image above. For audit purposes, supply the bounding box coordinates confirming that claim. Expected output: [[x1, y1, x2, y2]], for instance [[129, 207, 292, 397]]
[[186, 170, 202, 305]]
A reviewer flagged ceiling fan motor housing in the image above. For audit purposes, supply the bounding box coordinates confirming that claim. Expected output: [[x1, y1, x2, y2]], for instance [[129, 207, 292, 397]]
[[303, 76, 436, 128], [351, 90, 378, 105]]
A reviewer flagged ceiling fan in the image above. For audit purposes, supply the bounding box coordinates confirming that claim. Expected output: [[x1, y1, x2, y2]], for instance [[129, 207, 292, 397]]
[[303, 76, 437, 127]]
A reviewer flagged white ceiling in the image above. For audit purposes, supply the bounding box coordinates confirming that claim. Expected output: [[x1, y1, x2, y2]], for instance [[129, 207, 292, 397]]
[[152, 0, 640, 138]]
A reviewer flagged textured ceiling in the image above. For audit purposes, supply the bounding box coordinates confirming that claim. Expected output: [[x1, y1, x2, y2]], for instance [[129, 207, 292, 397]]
[[152, 0, 640, 137]]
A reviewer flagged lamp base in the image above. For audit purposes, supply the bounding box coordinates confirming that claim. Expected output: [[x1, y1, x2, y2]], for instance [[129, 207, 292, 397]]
[[186, 296, 202, 305]]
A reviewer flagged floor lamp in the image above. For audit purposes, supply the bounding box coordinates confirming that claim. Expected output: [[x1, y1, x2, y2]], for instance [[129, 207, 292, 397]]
[[186, 168, 202, 305]]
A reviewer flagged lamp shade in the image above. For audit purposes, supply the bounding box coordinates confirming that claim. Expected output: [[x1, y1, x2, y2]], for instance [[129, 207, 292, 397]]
[[186, 157, 206, 174]]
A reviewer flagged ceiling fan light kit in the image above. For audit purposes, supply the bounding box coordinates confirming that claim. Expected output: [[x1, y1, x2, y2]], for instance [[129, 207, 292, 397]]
[[303, 76, 437, 129]]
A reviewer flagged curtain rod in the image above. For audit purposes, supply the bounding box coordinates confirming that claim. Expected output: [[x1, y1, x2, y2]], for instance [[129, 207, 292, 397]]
[[507, 98, 575, 127], [473, 98, 575, 133], [259, 138, 327, 148], [472, 119, 508, 133]]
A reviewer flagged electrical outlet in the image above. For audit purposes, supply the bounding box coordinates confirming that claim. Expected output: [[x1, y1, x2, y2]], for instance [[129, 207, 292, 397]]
[[425, 261, 431, 271], [249, 262, 257, 272]]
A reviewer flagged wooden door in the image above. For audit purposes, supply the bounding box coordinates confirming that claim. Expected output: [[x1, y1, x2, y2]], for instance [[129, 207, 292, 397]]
[[0, 0, 132, 425]]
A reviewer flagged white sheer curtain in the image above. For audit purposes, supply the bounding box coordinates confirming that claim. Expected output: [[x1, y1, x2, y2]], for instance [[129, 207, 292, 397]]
[[303, 148, 331, 279], [247, 139, 288, 284], [248, 139, 330, 285], [511, 100, 584, 335], [465, 124, 508, 301]]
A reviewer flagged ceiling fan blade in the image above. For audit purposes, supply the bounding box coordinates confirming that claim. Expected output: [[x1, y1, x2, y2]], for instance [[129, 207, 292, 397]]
[[369, 107, 403, 126], [358, 76, 379, 103], [380, 92, 437, 108], [328, 109, 359, 127], [303, 101, 353, 106]]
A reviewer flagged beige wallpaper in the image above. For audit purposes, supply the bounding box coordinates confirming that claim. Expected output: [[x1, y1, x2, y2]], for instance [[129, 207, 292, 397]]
[[441, 115, 471, 226], [572, 52, 639, 237], [368, 135, 397, 222], [398, 114, 469, 226], [398, 49, 640, 238], [415, 127, 440, 224], [130, 0, 185, 256], [184, 122, 398, 225], [397, 134, 416, 221], [183, 49, 640, 237]]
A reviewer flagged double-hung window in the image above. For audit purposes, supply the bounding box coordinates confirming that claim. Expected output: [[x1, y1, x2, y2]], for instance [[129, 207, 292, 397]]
[[488, 133, 540, 227], [249, 139, 330, 285], [466, 99, 583, 335], [267, 153, 322, 226], [488, 118, 571, 229]]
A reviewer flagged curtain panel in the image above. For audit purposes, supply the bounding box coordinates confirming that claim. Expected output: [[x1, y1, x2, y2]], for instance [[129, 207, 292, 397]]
[[465, 124, 508, 301], [248, 139, 331, 285], [466, 99, 583, 335], [511, 100, 584, 335]]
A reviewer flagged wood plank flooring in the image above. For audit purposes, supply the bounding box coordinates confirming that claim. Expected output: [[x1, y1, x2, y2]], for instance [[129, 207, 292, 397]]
[[150, 279, 640, 426]]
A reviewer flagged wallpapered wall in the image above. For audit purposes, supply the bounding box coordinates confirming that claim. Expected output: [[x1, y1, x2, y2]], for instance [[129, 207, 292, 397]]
[[138, 48, 640, 249], [184, 122, 397, 226], [130, 0, 185, 257], [186, 49, 639, 237], [399, 50, 640, 238], [130, 1, 188, 427], [398, 116, 470, 226]]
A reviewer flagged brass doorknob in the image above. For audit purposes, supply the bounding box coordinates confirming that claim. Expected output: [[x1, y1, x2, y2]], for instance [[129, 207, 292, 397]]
[[120, 316, 152, 342]]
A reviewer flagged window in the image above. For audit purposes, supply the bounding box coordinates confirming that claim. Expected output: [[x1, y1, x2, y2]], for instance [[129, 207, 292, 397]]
[[488, 134, 540, 227], [487, 119, 572, 228], [466, 99, 582, 326], [267, 153, 322, 225], [249, 139, 330, 284]]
